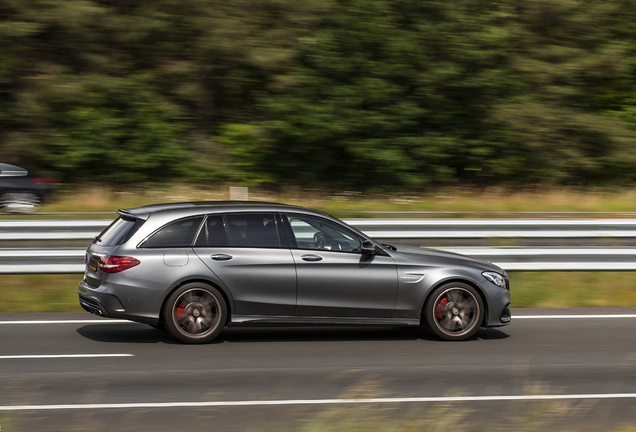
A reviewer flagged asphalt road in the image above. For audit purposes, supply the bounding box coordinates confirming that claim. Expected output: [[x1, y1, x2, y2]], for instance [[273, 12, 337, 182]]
[[1, 309, 636, 432]]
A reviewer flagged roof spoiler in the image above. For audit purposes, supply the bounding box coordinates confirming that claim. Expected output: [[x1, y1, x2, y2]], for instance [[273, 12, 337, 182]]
[[118, 209, 149, 221]]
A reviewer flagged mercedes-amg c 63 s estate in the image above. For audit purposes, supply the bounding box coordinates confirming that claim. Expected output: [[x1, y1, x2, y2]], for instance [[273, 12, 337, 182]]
[[78, 201, 511, 343]]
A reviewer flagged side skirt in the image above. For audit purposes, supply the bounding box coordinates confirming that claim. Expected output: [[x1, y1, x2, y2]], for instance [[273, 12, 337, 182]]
[[230, 314, 420, 327]]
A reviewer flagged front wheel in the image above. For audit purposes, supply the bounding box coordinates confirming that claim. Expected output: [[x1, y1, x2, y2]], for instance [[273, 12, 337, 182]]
[[424, 282, 484, 341], [163, 283, 227, 344]]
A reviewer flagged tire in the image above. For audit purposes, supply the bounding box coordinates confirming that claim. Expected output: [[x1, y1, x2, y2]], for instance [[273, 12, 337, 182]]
[[424, 282, 484, 341], [163, 283, 227, 344], [0, 192, 41, 213]]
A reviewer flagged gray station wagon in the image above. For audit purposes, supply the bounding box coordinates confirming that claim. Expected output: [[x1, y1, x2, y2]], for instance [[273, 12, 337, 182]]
[[78, 201, 511, 343]]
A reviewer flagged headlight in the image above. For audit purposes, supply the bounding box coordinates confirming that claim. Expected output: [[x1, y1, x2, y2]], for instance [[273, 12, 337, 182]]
[[482, 271, 506, 289]]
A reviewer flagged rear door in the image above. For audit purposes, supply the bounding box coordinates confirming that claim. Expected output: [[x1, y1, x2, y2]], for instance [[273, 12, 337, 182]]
[[194, 213, 297, 316], [283, 214, 398, 318]]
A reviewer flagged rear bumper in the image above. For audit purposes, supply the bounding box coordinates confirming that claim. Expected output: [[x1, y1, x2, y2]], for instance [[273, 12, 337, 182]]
[[78, 294, 108, 317], [78, 278, 159, 325]]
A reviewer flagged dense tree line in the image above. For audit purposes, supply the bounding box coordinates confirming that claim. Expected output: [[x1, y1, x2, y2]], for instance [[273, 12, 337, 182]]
[[2, 0, 636, 189]]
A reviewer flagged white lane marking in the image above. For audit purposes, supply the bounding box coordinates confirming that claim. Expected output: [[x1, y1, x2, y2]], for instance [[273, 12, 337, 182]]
[[0, 354, 134, 359], [515, 314, 636, 319], [2, 393, 636, 411], [0, 320, 132, 325]]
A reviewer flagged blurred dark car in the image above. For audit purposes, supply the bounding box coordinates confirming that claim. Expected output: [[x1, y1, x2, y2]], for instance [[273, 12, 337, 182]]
[[0, 163, 58, 212]]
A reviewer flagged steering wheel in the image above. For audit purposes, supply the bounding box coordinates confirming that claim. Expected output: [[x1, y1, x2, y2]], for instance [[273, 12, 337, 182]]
[[330, 240, 342, 251]]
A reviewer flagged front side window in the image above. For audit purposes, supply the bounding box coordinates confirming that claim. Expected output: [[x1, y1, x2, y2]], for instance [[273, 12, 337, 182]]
[[225, 213, 280, 248], [285, 214, 361, 252], [141, 216, 204, 248]]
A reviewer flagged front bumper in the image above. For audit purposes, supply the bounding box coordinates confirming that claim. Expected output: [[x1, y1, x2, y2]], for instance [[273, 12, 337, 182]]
[[478, 279, 512, 327]]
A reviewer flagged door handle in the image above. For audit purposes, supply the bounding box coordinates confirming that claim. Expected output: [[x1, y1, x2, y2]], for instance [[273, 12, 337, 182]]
[[301, 254, 323, 262], [210, 254, 233, 261]]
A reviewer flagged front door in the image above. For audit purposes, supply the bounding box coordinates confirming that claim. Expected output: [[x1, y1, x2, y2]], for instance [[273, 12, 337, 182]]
[[284, 214, 398, 318]]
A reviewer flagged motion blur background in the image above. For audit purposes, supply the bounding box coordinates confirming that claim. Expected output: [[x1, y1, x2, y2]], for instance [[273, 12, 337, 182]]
[[4, 3, 636, 432], [3, 0, 636, 190]]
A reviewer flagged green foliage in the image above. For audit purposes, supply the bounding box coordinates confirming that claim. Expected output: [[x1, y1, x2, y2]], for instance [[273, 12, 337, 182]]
[[262, 0, 513, 188], [43, 76, 188, 184], [1, 0, 636, 189], [486, 0, 636, 185], [216, 124, 274, 185]]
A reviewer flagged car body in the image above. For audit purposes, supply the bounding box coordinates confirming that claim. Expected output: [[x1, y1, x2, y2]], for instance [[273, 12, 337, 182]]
[[78, 201, 511, 342], [0, 163, 58, 212]]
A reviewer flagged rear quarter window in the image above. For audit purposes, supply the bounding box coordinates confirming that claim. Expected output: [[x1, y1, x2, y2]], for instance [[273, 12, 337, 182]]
[[141, 216, 204, 248], [96, 217, 145, 246]]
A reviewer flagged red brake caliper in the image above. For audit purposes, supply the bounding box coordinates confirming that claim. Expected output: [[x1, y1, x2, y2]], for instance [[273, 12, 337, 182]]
[[176, 304, 185, 318], [435, 297, 447, 321]]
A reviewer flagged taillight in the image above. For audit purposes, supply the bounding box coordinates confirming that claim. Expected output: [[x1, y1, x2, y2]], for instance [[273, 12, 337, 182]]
[[30, 177, 59, 184], [98, 255, 140, 273]]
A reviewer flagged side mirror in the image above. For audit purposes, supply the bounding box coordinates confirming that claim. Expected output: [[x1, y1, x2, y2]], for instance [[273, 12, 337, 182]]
[[361, 240, 375, 255]]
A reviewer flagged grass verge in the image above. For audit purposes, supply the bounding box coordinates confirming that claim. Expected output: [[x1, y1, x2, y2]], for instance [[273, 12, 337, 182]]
[[1, 272, 635, 313], [296, 402, 636, 432], [0, 274, 83, 313], [13, 185, 636, 218], [511, 272, 636, 308]]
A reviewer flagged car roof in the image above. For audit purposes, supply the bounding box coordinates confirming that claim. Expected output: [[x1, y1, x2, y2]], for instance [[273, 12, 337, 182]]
[[0, 163, 27, 177], [119, 201, 331, 220]]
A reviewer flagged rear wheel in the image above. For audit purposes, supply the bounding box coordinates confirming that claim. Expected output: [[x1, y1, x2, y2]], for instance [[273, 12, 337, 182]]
[[0, 192, 41, 213], [163, 283, 227, 344], [424, 282, 484, 341]]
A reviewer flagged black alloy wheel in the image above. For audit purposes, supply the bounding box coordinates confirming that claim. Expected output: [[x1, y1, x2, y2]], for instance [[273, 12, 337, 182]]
[[424, 282, 484, 341], [163, 283, 227, 343]]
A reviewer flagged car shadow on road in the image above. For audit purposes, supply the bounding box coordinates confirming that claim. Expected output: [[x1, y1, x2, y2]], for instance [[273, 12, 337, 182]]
[[76, 323, 180, 344], [215, 325, 509, 343], [76, 323, 509, 344]]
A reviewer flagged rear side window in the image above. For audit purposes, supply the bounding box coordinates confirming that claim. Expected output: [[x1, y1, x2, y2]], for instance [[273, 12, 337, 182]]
[[225, 213, 280, 247], [96, 217, 145, 246], [141, 216, 204, 248], [194, 215, 229, 247]]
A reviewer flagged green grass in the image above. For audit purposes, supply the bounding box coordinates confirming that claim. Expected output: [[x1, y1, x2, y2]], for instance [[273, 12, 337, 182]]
[[296, 402, 636, 432], [10, 185, 636, 218], [510, 272, 636, 308], [1, 272, 635, 313], [0, 274, 83, 313]]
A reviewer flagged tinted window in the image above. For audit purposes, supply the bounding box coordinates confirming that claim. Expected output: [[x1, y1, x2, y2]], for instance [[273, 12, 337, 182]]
[[96, 217, 145, 246], [225, 213, 280, 247], [285, 215, 361, 252], [194, 215, 229, 247], [142, 216, 204, 248]]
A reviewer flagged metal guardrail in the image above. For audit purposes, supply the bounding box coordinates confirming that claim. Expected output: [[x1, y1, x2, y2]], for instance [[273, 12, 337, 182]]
[[0, 220, 111, 241], [356, 211, 636, 216], [5, 218, 636, 240], [348, 219, 636, 239], [3, 219, 636, 273], [2, 247, 636, 273]]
